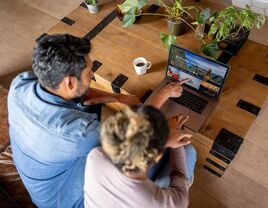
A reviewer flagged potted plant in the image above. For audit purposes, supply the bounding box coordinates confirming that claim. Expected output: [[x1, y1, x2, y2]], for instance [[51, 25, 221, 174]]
[[209, 5, 265, 42], [85, 0, 99, 14], [116, 0, 146, 25], [117, 0, 147, 27], [159, 0, 202, 36], [117, 0, 202, 36], [194, 5, 266, 57]]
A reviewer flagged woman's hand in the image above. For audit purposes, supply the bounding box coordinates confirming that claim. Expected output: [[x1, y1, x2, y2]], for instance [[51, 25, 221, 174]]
[[166, 113, 192, 148], [168, 114, 189, 129], [165, 129, 192, 148]]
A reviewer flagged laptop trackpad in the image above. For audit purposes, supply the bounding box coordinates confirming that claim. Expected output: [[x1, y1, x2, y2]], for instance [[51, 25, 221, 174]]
[[161, 99, 191, 119]]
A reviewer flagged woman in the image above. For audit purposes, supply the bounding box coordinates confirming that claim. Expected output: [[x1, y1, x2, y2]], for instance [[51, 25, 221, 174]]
[[84, 105, 196, 208]]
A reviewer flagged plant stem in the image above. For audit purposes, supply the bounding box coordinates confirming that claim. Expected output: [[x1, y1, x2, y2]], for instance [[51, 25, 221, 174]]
[[137, 12, 207, 45], [179, 18, 206, 44], [135, 13, 168, 17]]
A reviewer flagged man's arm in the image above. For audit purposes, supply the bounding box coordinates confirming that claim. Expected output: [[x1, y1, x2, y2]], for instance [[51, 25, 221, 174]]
[[83, 88, 141, 106], [150, 79, 189, 109]]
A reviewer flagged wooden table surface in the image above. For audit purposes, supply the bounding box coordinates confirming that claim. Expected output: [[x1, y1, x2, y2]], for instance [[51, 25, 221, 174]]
[[47, 0, 268, 146]]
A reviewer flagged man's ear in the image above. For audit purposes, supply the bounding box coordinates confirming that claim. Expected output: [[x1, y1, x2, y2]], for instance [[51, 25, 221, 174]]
[[63, 76, 77, 91]]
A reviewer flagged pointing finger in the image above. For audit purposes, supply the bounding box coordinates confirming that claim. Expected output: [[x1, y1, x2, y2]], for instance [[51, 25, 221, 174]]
[[179, 78, 189, 85]]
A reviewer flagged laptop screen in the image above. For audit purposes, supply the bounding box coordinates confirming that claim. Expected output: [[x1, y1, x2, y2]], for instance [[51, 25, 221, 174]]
[[166, 45, 229, 98]]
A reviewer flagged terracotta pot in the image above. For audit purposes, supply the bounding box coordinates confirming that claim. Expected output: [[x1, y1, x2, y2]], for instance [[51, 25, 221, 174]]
[[167, 18, 188, 36]]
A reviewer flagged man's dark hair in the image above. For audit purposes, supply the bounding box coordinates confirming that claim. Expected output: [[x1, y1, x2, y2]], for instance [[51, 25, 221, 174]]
[[32, 34, 91, 89]]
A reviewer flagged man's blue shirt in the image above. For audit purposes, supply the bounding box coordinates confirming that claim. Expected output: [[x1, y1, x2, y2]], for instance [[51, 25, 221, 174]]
[[8, 72, 100, 207]]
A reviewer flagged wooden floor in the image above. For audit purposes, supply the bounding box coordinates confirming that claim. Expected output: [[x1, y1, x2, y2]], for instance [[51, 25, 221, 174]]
[[0, 1, 267, 208], [0, 0, 83, 77]]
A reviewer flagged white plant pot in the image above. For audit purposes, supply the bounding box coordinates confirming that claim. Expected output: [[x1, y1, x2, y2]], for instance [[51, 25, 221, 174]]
[[86, 3, 99, 14]]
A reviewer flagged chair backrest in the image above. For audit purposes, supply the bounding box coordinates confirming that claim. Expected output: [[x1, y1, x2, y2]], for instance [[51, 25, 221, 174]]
[[0, 85, 34, 207], [0, 85, 9, 152]]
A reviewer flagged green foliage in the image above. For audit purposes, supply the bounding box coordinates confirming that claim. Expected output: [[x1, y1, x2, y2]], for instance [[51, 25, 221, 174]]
[[158, 0, 201, 22], [121, 8, 137, 28], [118, 0, 147, 28], [193, 8, 211, 25], [208, 5, 265, 42], [85, 0, 97, 6], [201, 39, 219, 58], [117, 0, 201, 51], [195, 5, 265, 58], [118, 0, 147, 13], [239, 5, 266, 30], [160, 32, 177, 50], [117, 1, 265, 59], [118, 0, 201, 28]]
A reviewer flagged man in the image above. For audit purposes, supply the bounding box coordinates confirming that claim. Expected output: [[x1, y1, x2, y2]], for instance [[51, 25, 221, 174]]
[[7, 34, 140, 207]]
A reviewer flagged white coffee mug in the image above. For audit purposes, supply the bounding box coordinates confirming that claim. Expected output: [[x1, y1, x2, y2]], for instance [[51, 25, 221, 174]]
[[133, 57, 152, 75]]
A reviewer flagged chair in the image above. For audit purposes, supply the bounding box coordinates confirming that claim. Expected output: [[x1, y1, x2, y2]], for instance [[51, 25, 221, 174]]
[[0, 85, 34, 208]]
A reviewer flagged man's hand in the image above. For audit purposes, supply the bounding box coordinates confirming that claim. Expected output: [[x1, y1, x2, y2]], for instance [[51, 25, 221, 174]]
[[151, 78, 189, 108], [117, 94, 141, 106], [160, 78, 189, 99]]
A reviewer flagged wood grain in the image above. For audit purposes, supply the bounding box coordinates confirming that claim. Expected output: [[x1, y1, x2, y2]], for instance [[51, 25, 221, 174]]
[[46, 2, 268, 207], [47, 0, 268, 150]]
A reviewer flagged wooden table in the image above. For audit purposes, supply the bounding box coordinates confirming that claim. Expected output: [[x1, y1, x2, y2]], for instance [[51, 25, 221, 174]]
[[46, 0, 268, 174]]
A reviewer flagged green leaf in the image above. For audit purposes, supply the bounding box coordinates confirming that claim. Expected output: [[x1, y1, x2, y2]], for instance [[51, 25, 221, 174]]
[[121, 8, 136, 28], [137, 0, 147, 10], [208, 23, 218, 36], [201, 39, 219, 58], [196, 17, 205, 24], [174, 0, 184, 11], [255, 14, 265, 29], [200, 8, 211, 21], [85, 0, 97, 5], [196, 8, 211, 24], [160, 32, 176, 50], [216, 28, 223, 41], [209, 15, 215, 23], [191, 21, 199, 25], [118, 0, 139, 13]]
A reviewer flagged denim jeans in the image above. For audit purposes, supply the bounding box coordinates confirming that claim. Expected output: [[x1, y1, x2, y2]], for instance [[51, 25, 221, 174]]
[[147, 144, 197, 188]]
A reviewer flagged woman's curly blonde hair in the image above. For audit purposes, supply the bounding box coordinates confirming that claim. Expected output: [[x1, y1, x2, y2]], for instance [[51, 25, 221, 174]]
[[100, 105, 169, 173]]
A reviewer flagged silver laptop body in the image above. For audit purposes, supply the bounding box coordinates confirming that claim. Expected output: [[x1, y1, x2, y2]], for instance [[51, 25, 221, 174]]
[[146, 44, 230, 132]]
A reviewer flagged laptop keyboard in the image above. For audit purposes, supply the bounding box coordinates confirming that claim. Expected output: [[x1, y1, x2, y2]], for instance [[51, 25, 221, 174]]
[[170, 90, 208, 114]]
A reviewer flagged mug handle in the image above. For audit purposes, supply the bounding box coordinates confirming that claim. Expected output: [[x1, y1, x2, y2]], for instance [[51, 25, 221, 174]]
[[146, 61, 152, 69]]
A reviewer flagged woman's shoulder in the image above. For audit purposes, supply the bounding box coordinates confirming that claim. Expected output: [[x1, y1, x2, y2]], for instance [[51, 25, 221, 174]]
[[85, 147, 116, 181], [88, 147, 105, 159], [87, 147, 112, 167]]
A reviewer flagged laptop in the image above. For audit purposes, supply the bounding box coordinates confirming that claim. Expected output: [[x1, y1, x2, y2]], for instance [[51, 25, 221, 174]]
[[145, 44, 230, 132]]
